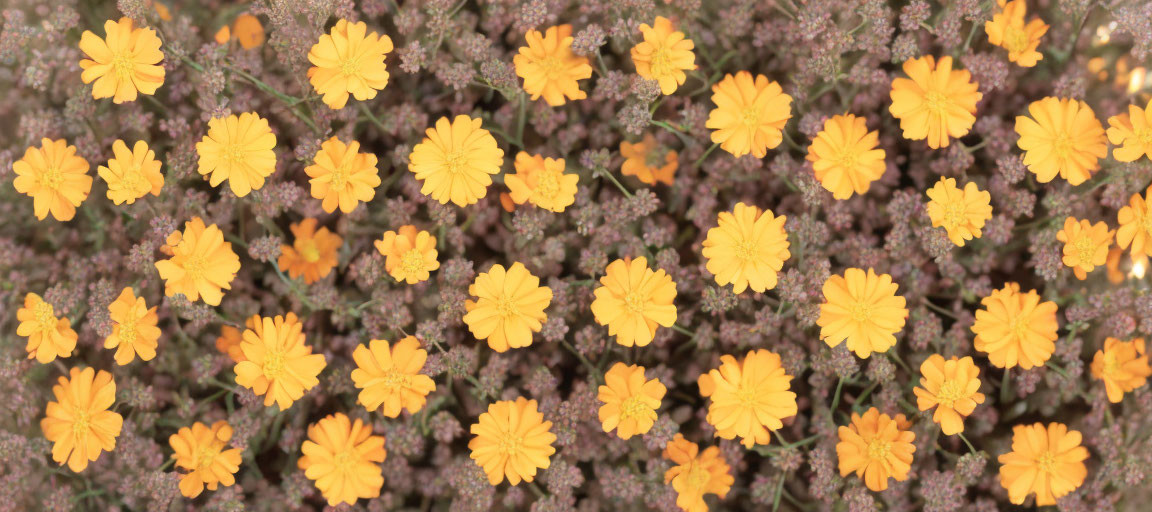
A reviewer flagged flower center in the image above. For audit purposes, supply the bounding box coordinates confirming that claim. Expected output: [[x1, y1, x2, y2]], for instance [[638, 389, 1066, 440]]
[[183, 254, 208, 281], [223, 144, 247, 164], [119, 167, 145, 192], [1072, 235, 1097, 265], [534, 169, 562, 202], [734, 238, 760, 262], [111, 53, 134, 80], [649, 46, 674, 78], [399, 249, 426, 275], [298, 240, 321, 263], [1140, 210, 1152, 237], [1101, 354, 1121, 377], [923, 90, 949, 115], [735, 386, 761, 408], [195, 445, 221, 472], [39, 166, 64, 190], [539, 56, 567, 78], [850, 300, 874, 323], [866, 438, 891, 460], [835, 148, 860, 169], [1003, 27, 1031, 54], [619, 395, 651, 420], [495, 295, 521, 318], [1009, 317, 1030, 340], [71, 407, 91, 438], [1036, 451, 1058, 473], [942, 201, 968, 231], [497, 433, 523, 456], [118, 322, 139, 346], [623, 291, 647, 313], [329, 161, 352, 189], [333, 448, 357, 472], [340, 57, 361, 77], [1051, 133, 1074, 160], [34, 300, 57, 331], [740, 107, 761, 129], [685, 462, 711, 489], [444, 151, 468, 175], [379, 367, 412, 391], [263, 349, 286, 379], [936, 379, 965, 408], [1138, 128, 1152, 147]]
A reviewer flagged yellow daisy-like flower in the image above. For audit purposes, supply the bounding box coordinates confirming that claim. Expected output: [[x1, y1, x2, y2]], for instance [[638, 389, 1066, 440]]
[[169, 420, 243, 498], [837, 407, 916, 492], [195, 112, 277, 197], [154, 217, 241, 306], [706, 71, 793, 158], [805, 113, 887, 200], [597, 362, 667, 440], [1056, 217, 1114, 280], [462, 262, 553, 352], [889, 55, 982, 149], [215, 316, 257, 363], [409, 115, 505, 207], [912, 355, 985, 435], [12, 138, 92, 221], [305, 136, 381, 214], [984, 0, 1049, 67], [234, 313, 327, 411], [1015, 97, 1107, 186], [590, 257, 678, 348], [307, 19, 393, 110], [998, 422, 1089, 506], [40, 367, 123, 472], [1090, 337, 1152, 403], [374, 225, 440, 284], [78, 18, 165, 103], [506, 152, 579, 213], [1106, 98, 1152, 162], [469, 397, 557, 486], [697, 349, 797, 448], [701, 202, 790, 294], [97, 140, 164, 205], [16, 293, 78, 363], [631, 16, 697, 95], [298, 413, 387, 506], [103, 287, 160, 365], [351, 336, 437, 417], [662, 434, 734, 512], [817, 268, 908, 359], [620, 134, 677, 186], [513, 24, 593, 106], [278, 218, 342, 284], [971, 283, 1059, 370], [925, 177, 994, 247]]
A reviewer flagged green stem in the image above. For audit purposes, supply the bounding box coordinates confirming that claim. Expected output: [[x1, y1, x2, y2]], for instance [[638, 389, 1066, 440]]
[[560, 338, 603, 383], [359, 102, 386, 131], [830, 376, 845, 411], [957, 432, 978, 454], [1000, 369, 1012, 404], [694, 141, 720, 168], [597, 167, 633, 198]]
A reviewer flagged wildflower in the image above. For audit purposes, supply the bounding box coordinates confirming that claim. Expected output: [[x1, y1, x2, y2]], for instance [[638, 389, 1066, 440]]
[[662, 434, 734, 512], [231, 13, 265, 49], [12, 138, 92, 221], [462, 262, 553, 352], [925, 177, 993, 247], [168, 421, 242, 498], [706, 71, 793, 158], [1090, 337, 1152, 403], [597, 363, 666, 440], [195, 112, 278, 197], [40, 367, 123, 472], [506, 152, 579, 212], [514, 25, 593, 106], [620, 134, 677, 185], [971, 283, 1058, 370], [997, 422, 1088, 506], [1106, 98, 1152, 162], [984, 0, 1049, 67], [1014, 97, 1107, 186], [409, 115, 504, 207], [1055, 217, 1114, 280], [351, 336, 436, 417], [277, 218, 342, 284], [468, 397, 556, 485], [307, 19, 393, 109], [631, 16, 697, 95], [889, 55, 982, 149], [374, 226, 440, 284], [805, 114, 887, 199], [697, 349, 797, 448], [299, 413, 387, 505], [17, 293, 78, 363], [701, 202, 790, 294], [97, 140, 164, 205], [837, 408, 916, 492], [912, 355, 985, 435], [817, 268, 908, 359], [590, 257, 678, 348], [305, 137, 382, 213], [234, 313, 327, 410], [104, 287, 160, 365], [78, 18, 165, 103], [215, 316, 258, 363], [154, 217, 241, 306]]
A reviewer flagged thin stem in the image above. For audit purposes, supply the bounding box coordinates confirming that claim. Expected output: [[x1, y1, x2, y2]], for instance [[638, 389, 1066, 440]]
[[694, 142, 720, 168], [670, 324, 696, 337], [560, 338, 603, 383], [359, 102, 386, 131], [597, 167, 633, 198], [957, 432, 979, 455], [830, 376, 845, 411], [1000, 369, 1012, 404]]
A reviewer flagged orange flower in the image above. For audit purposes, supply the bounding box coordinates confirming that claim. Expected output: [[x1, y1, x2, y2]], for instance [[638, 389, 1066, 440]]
[[620, 134, 677, 185], [278, 218, 342, 284], [837, 408, 916, 491], [662, 434, 733, 512]]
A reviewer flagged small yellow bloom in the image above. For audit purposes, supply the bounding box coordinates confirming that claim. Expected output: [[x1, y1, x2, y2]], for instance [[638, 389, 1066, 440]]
[[351, 336, 437, 417], [912, 355, 985, 435], [925, 177, 993, 246], [305, 136, 381, 214], [1090, 337, 1152, 403], [16, 293, 77, 363], [78, 18, 165, 103], [307, 19, 393, 109], [104, 287, 160, 365], [620, 134, 677, 186], [374, 225, 440, 284], [1106, 98, 1152, 163], [469, 397, 556, 485], [984, 0, 1049, 67], [662, 434, 733, 512], [12, 138, 92, 221], [590, 257, 678, 348], [971, 283, 1058, 370], [998, 422, 1088, 506], [462, 262, 553, 352], [154, 217, 241, 306], [234, 313, 327, 410], [409, 115, 504, 207], [806, 113, 886, 199], [701, 202, 790, 293], [1056, 216, 1114, 280], [195, 112, 278, 197], [169, 421, 243, 498], [97, 140, 164, 205], [506, 152, 579, 212], [889, 55, 982, 149], [231, 14, 265, 49], [706, 71, 793, 158], [299, 413, 387, 506], [215, 316, 257, 363], [597, 362, 666, 440], [631, 16, 697, 95], [698, 349, 797, 448], [278, 218, 342, 284], [514, 24, 593, 106], [837, 408, 916, 492], [1015, 97, 1107, 185], [41, 367, 123, 472], [817, 268, 908, 359]]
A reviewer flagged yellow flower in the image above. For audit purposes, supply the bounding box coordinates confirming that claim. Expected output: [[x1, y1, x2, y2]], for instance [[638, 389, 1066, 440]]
[[590, 257, 678, 348], [706, 71, 793, 158], [97, 140, 164, 205], [103, 287, 160, 365], [469, 397, 556, 485], [154, 217, 241, 306], [662, 434, 733, 512], [889, 55, 982, 149], [1090, 337, 1152, 403], [997, 422, 1088, 506], [1015, 97, 1107, 186], [1106, 98, 1152, 162], [620, 134, 677, 186], [513, 25, 593, 106], [195, 112, 277, 197], [40, 367, 123, 472], [912, 355, 985, 435], [701, 202, 790, 293], [168, 421, 243, 498], [307, 19, 393, 109], [278, 218, 342, 284], [215, 316, 257, 363], [78, 18, 165, 103], [234, 313, 327, 410], [1056, 216, 1114, 280], [409, 115, 504, 207], [12, 138, 92, 221], [597, 362, 666, 440], [925, 177, 993, 247], [805, 113, 886, 199], [697, 349, 797, 448], [817, 268, 908, 359], [984, 0, 1049, 67], [971, 283, 1058, 370], [16, 293, 78, 363], [506, 152, 579, 212], [305, 136, 381, 213], [231, 14, 265, 49], [374, 225, 440, 284], [631, 16, 697, 95], [462, 262, 553, 352], [351, 336, 437, 417], [837, 407, 916, 492], [298, 413, 387, 506]]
